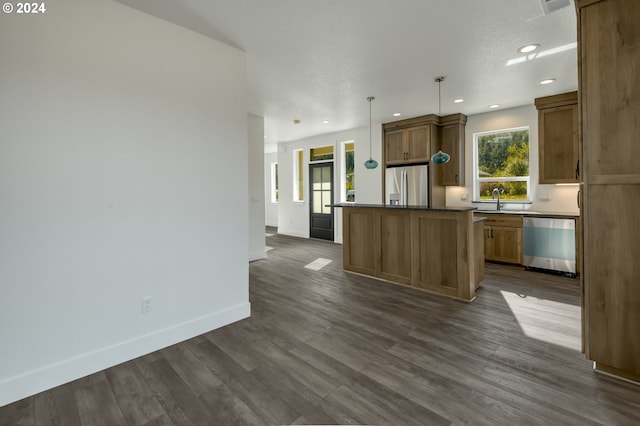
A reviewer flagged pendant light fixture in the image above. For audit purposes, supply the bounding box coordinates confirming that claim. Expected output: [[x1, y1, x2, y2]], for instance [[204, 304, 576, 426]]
[[431, 76, 451, 164], [364, 96, 379, 169]]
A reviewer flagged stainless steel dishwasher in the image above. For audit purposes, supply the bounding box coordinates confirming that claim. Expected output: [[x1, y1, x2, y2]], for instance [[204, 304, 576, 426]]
[[523, 217, 576, 277]]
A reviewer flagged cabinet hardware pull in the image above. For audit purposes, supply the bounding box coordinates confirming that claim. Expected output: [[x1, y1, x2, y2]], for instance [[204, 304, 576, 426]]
[[575, 160, 580, 179], [577, 189, 581, 209]]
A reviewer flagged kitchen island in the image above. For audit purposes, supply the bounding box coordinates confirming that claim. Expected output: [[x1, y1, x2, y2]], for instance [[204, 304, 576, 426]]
[[335, 204, 484, 302]]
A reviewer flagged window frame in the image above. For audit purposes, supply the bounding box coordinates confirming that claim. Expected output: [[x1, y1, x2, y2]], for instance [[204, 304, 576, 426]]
[[473, 126, 531, 203], [270, 162, 279, 204], [293, 149, 304, 202], [341, 140, 355, 203]]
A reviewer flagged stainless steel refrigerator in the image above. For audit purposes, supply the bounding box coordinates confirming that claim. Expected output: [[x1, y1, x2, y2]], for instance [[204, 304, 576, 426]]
[[385, 163, 430, 207]]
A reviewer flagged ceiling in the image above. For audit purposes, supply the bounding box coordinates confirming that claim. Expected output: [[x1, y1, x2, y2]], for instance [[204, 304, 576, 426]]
[[115, 0, 578, 145]]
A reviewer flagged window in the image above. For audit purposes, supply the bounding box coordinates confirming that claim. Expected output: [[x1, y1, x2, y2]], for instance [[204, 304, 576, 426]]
[[474, 127, 530, 201], [270, 162, 279, 203], [342, 141, 355, 202], [310, 145, 334, 162], [293, 149, 304, 202]]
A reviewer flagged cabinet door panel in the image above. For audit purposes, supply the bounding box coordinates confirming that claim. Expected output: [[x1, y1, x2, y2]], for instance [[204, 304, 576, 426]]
[[378, 210, 412, 283], [412, 215, 459, 296], [343, 209, 376, 274], [385, 130, 405, 163], [539, 104, 579, 183], [585, 184, 640, 375], [491, 226, 523, 264], [440, 124, 464, 186], [407, 125, 431, 162]]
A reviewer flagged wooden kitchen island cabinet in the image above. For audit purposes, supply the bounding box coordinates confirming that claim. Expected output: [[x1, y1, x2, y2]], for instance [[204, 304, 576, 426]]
[[339, 204, 482, 302]]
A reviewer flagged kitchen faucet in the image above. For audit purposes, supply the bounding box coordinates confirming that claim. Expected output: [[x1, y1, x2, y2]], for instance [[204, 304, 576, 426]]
[[491, 188, 503, 211]]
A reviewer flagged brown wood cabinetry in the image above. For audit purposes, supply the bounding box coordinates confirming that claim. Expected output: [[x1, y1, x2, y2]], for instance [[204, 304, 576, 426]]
[[535, 91, 579, 184], [577, 0, 640, 382], [342, 208, 376, 276], [482, 214, 523, 265], [384, 125, 432, 163], [473, 219, 485, 286], [378, 209, 412, 284], [438, 114, 467, 186], [341, 206, 480, 301], [383, 118, 436, 165], [382, 113, 466, 188]]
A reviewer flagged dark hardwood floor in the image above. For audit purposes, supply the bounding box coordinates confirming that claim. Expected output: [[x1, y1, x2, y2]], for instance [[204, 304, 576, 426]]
[[2, 229, 639, 425]]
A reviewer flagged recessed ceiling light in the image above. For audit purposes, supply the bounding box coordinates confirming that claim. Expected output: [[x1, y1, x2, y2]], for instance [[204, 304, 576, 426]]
[[293, 119, 301, 124], [321, 120, 330, 124], [454, 98, 464, 103], [518, 44, 539, 53], [540, 78, 556, 85], [489, 104, 500, 109], [393, 113, 401, 117]]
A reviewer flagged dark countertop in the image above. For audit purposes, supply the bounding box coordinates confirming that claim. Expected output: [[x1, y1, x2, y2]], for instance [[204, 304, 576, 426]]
[[332, 203, 578, 218], [332, 203, 476, 212], [473, 209, 579, 218]]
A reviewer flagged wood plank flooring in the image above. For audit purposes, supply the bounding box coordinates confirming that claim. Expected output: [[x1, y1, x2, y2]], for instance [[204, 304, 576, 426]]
[[2, 229, 640, 425]]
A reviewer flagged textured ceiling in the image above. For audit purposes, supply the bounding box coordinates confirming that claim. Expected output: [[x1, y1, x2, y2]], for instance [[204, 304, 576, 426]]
[[115, 0, 578, 144]]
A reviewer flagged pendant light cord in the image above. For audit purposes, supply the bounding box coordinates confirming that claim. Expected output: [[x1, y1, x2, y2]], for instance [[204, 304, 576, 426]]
[[438, 79, 441, 116], [435, 76, 444, 116], [367, 96, 374, 159]]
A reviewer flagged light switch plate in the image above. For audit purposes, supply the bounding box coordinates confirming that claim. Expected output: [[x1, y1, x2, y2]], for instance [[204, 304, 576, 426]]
[[460, 193, 469, 201], [539, 192, 552, 201]]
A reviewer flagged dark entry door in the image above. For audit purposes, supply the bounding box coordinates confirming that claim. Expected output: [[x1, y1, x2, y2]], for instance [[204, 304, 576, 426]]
[[309, 163, 334, 241]]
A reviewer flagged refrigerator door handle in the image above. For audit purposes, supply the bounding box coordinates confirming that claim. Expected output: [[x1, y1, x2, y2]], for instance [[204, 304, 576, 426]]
[[402, 169, 408, 206]]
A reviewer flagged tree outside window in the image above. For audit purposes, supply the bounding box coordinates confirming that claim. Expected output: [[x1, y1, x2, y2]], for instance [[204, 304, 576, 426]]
[[475, 127, 530, 201]]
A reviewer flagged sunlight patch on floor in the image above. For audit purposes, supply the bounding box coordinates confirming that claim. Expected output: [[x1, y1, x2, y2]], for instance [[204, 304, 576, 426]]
[[500, 290, 581, 352], [266, 246, 273, 252], [304, 258, 332, 271], [266, 233, 274, 237]]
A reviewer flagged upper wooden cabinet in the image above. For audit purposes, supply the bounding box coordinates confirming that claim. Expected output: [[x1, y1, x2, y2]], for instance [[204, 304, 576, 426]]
[[438, 114, 467, 186], [383, 116, 436, 165], [577, 0, 640, 382], [382, 113, 466, 186], [535, 91, 579, 184]]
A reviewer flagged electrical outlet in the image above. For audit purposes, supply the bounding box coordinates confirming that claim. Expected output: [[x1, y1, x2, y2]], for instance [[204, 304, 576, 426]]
[[460, 193, 469, 201], [539, 192, 552, 201], [141, 296, 152, 313]]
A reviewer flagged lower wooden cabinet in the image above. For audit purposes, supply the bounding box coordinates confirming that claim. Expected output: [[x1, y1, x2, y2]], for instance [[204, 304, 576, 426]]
[[342, 206, 480, 301], [482, 215, 523, 265], [378, 209, 412, 284]]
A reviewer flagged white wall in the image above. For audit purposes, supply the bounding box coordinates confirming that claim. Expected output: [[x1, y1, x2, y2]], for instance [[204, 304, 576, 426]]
[[276, 125, 383, 242], [248, 114, 266, 261], [0, 0, 249, 406], [264, 152, 279, 227], [446, 104, 580, 214]]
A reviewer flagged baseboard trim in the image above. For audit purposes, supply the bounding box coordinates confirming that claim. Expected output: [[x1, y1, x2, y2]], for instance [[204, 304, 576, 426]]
[[0, 302, 250, 407], [249, 249, 267, 262]]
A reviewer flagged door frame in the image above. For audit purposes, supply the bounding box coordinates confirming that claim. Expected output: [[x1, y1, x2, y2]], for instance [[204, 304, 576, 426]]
[[309, 162, 334, 241]]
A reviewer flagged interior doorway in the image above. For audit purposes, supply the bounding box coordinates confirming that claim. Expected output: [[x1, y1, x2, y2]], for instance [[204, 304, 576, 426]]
[[309, 162, 334, 241]]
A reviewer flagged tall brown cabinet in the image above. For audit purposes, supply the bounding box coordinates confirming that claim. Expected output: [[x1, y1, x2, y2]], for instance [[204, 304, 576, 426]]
[[577, 0, 640, 382]]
